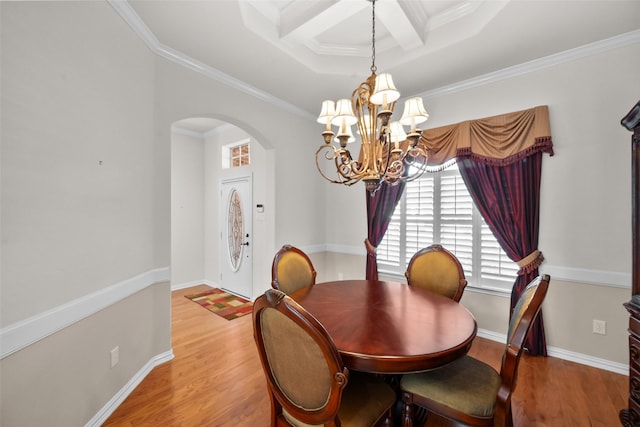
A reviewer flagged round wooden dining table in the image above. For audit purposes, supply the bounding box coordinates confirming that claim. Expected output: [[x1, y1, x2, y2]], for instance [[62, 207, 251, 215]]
[[289, 279, 477, 374]]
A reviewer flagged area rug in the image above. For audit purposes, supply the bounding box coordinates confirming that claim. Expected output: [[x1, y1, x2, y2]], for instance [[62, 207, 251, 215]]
[[185, 288, 253, 320]]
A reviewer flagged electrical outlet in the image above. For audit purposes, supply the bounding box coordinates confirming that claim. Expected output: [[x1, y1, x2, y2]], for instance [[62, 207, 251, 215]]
[[593, 319, 607, 335], [338, 272, 344, 280], [110, 346, 120, 368]]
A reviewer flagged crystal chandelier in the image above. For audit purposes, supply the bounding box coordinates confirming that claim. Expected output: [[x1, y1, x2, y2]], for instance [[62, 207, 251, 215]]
[[316, 0, 429, 194]]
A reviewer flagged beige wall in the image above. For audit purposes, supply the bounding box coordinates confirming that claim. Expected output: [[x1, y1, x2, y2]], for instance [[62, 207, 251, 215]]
[[0, 282, 170, 427]]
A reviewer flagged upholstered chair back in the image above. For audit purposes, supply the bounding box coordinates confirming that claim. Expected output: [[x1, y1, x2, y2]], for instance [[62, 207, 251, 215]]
[[271, 245, 317, 295], [500, 275, 550, 386], [405, 244, 467, 301], [253, 289, 347, 426]]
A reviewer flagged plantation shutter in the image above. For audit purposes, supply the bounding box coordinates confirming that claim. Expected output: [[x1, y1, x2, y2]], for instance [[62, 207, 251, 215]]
[[480, 224, 519, 281], [404, 177, 434, 265], [438, 171, 473, 276], [377, 165, 518, 289], [377, 208, 401, 267]]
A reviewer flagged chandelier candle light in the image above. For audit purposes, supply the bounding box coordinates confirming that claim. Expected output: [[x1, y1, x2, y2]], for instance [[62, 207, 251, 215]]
[[316, 0, 430, 194]]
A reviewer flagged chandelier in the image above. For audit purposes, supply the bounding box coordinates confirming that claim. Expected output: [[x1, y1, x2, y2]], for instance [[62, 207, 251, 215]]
[[316, 0, 429, 194]]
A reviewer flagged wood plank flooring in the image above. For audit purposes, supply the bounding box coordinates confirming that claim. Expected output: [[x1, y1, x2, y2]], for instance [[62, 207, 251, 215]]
[[103, 285, 629, 426]]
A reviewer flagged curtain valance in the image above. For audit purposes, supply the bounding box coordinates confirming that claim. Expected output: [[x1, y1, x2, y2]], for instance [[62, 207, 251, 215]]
[[419, 105, 554, 166]]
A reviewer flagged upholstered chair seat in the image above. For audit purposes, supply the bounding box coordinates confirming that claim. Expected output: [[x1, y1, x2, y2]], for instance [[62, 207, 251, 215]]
[[271, 244, 317, 295], [400, 274, 551, 427], [401, 356, 501, 420], [405, 244, 467, 301], [282, 372, 395, 427]]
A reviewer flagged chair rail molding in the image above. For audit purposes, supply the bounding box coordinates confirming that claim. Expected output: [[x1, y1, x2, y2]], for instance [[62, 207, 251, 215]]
[[318, 244, 631, 289], [0, 267, 170, 359]]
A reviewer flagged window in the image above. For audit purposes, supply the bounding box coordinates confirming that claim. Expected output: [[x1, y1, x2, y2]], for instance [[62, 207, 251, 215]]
[[377, 163, 518, 292], [222, 139, 250, 169]]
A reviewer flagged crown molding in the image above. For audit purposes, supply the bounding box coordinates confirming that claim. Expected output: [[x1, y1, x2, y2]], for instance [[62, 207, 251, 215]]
[[170, 126, 205, 139], [109, 1, 639, 120], [107, 0, 314, 121], [419, 29, 640, 99]]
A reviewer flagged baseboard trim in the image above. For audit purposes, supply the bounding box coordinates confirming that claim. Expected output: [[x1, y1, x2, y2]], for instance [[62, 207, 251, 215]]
[[170, 279, 217, 291], [85, 349, 175, 427], [477, 328, 628, 375], [0, 267, 170, 360]]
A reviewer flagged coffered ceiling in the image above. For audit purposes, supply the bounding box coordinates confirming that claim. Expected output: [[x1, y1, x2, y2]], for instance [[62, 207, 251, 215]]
[[121, 0, 640, 124]]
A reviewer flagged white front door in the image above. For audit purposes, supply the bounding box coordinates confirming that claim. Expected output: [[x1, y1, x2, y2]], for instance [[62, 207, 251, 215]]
[[219, 176, 253, 298]]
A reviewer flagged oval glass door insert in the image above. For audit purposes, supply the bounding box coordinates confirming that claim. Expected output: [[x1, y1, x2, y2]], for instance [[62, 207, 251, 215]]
[[227, 188, 244, 271]]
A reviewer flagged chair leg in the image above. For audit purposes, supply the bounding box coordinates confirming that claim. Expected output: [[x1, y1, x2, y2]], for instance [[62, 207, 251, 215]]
[[506, 402, 514, 427], [381, 408, 393, 427], [401, 391, 414, 427], [494, 401, 514, 427]]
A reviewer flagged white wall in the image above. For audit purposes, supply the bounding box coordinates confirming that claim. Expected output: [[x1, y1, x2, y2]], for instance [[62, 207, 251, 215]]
[[1, 1, 163, 324], [1, 2, 171, 426], [321, 41, 640, 367], [171, 132, 205, 286]]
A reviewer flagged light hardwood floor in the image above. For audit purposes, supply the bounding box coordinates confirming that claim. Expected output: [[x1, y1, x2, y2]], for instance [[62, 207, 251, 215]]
[[103, 285, 629, 426]]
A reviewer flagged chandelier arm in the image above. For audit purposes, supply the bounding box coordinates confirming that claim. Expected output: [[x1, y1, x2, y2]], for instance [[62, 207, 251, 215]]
[[315, 144, 366, 186], [397, 163, 428, 184], [381, 146, 429, 185], [315, 145, 350, 184]]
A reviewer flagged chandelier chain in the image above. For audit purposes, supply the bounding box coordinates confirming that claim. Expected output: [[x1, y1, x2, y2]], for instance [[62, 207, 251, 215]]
[[371, 0, 376, 73]]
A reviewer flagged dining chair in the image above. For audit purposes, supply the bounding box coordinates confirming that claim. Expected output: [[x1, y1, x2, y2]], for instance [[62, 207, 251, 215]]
[[252, 288, 396, 427], [271, 244, 317, 295], [404, 244, 467, 301], [400, 274, 551, 427]]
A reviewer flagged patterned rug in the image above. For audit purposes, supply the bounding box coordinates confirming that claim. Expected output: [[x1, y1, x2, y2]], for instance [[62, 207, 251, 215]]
[[185, 288, 253, 320]]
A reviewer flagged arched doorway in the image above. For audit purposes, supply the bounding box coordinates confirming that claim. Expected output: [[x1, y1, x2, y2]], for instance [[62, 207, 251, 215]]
[[170, 117, 275, 299]]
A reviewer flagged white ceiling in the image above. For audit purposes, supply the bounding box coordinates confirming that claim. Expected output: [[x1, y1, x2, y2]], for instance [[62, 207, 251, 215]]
[[124, 0, 640, 132]]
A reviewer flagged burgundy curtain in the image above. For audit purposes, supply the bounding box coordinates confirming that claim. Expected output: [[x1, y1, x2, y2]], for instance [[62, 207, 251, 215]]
[[457, 153, 547, 355], [365, 182, 405, 280], [419, 106, 554, 356]]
